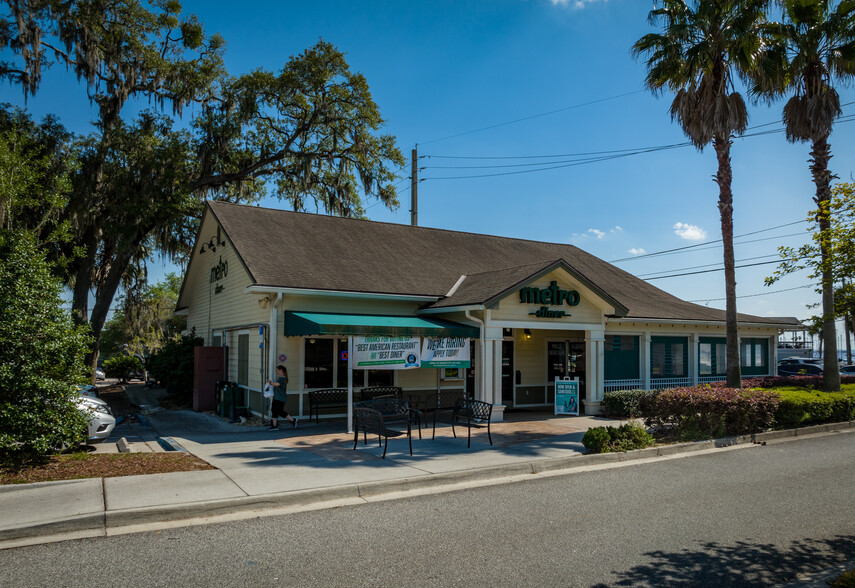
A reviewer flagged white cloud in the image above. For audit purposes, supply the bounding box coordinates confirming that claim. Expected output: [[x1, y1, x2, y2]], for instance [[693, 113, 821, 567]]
[[588, 228, 605, 239], [629, 247, 646, 255], [551, 0, 608, 8], [673, 222, 707, 241]]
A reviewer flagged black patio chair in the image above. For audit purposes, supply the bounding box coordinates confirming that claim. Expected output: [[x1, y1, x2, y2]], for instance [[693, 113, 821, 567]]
[[355, 397, 421, 439], [451, 399, 493, 448], [360, 386, 403, 401], [353, 406, 412, 459], [425, 390, 472, 440]]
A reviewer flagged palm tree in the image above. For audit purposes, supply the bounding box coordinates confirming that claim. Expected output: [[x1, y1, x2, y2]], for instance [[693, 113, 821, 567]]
[[632, 0, 768, 388], [752, 0, 855, 392]]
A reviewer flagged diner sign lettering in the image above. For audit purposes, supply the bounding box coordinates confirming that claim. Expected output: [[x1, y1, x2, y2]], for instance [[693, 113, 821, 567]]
[[519, 280, 579, 319], [421, 337, 471, 368], [353, 336, 421, 369]]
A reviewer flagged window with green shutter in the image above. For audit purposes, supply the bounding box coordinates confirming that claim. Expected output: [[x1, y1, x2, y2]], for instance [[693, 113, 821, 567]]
[[604, 335, 640, 379], [651, 336, 688, 378], [740, 338, 769, 375], [699, 337, 727, 377]]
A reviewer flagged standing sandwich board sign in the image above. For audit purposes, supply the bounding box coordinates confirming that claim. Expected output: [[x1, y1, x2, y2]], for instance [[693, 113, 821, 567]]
[[555, 377, 579, 416]]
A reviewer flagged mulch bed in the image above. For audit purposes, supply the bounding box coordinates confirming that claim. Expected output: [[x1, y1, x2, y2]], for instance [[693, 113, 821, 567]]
[[0, 452, 214, 485]]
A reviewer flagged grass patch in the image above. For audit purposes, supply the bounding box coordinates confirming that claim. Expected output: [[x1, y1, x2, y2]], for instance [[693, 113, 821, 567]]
[[0, 452, 214, 485]]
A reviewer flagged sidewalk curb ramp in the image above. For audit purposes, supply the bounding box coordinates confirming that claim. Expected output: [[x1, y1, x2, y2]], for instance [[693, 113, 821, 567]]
[[1, 420, 852, 545]]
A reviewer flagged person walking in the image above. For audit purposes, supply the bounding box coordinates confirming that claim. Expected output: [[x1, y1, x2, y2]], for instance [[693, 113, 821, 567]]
[[266, 364, 297, 431]]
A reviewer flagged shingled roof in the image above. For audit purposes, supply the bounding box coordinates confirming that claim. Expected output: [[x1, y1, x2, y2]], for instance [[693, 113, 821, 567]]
[[204, 201, 799, 326]]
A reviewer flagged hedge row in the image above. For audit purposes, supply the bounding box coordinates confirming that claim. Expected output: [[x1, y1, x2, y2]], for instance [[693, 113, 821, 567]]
[[639, 387, 780, 441], [604, 384, 854, 440], [774, 390, 855, 428]]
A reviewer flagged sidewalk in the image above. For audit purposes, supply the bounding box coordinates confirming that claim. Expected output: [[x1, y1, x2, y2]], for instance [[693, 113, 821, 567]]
[[1, 407, 852, 557]]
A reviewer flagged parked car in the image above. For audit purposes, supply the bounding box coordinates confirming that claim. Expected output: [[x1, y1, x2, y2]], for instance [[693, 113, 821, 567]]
[[74, 395, 115, 443], [840, 365, 855, 375], [777, 357, 822, 367], [77, 384, 99, 399], [778, 363, 823, 376], [95, 368, 106, 380]]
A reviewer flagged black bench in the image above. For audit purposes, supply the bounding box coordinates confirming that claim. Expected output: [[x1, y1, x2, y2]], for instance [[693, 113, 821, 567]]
[[451, 399, 494, 448], [360, 386, 403, 401], [307, 388, 349, 423], [353, 406, 412, 459]]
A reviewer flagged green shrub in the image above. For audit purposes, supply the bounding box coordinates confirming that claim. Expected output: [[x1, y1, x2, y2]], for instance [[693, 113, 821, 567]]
[[774, 389, 855, 429], [147, 330, 203, 400], [602, 389, 657, 418], [0, 234, 90, 464], [582, 422, 655, 453], [103, 355, 143, 382], [828, 569, 855, 588], [640, 386, 780, 440]]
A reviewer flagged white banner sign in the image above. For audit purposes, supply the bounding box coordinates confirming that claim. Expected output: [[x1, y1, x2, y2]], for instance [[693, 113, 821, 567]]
[[353, 336, 421, 369], [421, 337, 471, 369]]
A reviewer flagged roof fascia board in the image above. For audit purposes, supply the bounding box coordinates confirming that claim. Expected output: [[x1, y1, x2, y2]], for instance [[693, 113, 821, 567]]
[[488, 318, 605, 331], [483, 259, 629, 316], [176, 203, 214, 311], [245, 285, 440, 302], [418, 304, 486, 314], [606, 317, 801, 329], [208, 202, 257, 285]]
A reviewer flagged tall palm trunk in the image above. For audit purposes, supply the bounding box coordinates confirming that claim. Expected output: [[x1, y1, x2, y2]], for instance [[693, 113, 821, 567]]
[[811, 136, 841, 391], [713, 134, 742, 387]]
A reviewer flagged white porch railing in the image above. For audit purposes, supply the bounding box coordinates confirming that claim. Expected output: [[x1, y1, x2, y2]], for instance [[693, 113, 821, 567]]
[[649, 377, 691, 390], [603, 379, 643, 392], [698, 376, 726, 385]]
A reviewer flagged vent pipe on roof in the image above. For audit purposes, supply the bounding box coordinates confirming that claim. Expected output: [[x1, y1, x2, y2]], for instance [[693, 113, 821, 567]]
[[410, 145, 418, 226]]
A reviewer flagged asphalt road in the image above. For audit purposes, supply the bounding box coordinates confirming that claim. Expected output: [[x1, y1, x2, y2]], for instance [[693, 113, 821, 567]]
[[1, 432, 853, 587]]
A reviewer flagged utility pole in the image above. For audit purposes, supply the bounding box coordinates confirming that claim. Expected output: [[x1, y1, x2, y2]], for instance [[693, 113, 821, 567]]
[[411, 145, 418, 227], [845, 279, 853, 364]]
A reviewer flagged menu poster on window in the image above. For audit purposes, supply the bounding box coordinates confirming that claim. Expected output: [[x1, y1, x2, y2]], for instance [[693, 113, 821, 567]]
[[555, 377, 579, 416], [353, 336, 421, 369], [421, 337, 471, 369]]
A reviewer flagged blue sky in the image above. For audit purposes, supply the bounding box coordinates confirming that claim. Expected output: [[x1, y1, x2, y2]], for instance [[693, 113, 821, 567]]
[[5, 0, 855, 333]]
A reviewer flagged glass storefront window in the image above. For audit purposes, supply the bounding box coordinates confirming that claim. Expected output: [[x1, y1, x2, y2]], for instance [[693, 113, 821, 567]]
[[307, 338, 395, 389], [699, 343, 712, 375], [305, 338, 334, 389], [716, 343, 727, 374]]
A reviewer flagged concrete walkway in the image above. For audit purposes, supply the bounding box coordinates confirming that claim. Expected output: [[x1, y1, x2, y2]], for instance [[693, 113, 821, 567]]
[[2, 401, 852, 572]]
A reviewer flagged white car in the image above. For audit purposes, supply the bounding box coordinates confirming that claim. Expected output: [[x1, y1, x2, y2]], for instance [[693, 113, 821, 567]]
[[74, 395, 116, 443], [95, 368, 106, 381]]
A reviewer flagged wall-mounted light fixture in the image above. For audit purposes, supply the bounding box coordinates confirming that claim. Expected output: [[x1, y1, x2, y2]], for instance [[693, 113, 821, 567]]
[[524, 329, 532, 340], [258, 296, 270, 310], [200, 227, 226, 254]]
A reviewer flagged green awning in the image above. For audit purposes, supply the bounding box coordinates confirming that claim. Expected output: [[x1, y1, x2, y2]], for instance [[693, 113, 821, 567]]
[[283, 311, 479, 338]]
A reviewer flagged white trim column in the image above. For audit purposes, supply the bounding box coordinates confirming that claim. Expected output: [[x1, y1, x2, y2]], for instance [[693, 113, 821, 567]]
[[585, 330, 605, 415], [483, 310, 505, 422], [267, 300, 279, 382], [642, 331, 651, 390]]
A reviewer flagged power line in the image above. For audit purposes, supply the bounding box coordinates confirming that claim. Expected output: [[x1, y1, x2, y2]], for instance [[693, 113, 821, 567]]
[[687, 283, 817, 303], [609, 221, 807, 263], [419, 113, 855, 179], [420, 90, 647, 146], [644, 258, 803, 281], [636, 253, 787, 278]]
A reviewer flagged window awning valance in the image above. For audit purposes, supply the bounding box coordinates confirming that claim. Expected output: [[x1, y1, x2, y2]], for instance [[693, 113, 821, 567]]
[[282, 311, 479, 338]]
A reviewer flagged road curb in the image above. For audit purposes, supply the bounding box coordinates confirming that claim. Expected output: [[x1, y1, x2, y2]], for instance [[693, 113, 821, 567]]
[[3, 419, 854, 546], [0, 512, 106, 542]]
